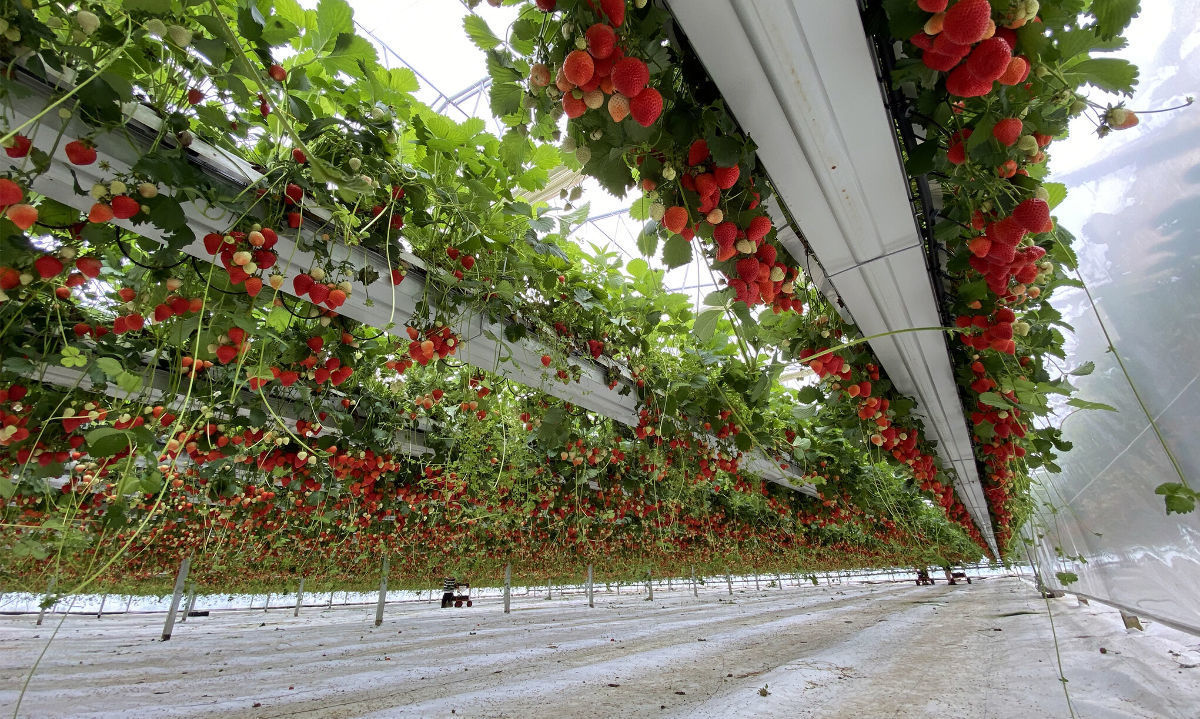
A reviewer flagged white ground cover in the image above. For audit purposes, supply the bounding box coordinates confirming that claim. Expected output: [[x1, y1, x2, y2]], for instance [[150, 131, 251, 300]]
[[2, 575, 1197, 718]]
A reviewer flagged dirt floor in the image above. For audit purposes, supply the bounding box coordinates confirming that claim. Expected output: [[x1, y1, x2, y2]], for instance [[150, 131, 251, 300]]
[[2, 576, 1198, 718]]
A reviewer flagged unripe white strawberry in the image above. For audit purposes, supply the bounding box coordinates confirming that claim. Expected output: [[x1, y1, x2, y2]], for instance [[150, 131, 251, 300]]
[[706, 209, 723, 224], [309, 266, 326, 281]]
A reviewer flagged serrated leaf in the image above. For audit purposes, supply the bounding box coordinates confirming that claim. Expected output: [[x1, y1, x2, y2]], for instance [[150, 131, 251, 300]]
[[692, 308, 722, 343], [95, 357, 124, 377], [636, 227, 659, 257], [464, 14, 501, 51], [1065, 58, 1138, 96], [1068, 361, 1095, 376], [1092, 0, 1140, 40], [662, 234, 692, 269], [977, 391, 1013, 408], [1043, 182, 1067, 209], [1066, 397, 1117, 412]]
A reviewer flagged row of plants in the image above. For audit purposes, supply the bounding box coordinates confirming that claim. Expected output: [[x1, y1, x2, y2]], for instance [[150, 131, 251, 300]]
[[0, 0, 988, 597]]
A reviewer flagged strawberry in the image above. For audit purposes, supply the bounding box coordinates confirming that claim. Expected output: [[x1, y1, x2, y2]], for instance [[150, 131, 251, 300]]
[[203, 233, 223, 254], [942, 0, 991, 46], [215, 345, 238, 364], [154, 304, 173, 322], [966, 38, 1012, 82], [611, 57, 648, 98], [307, 336, 324, 352], [922, 51, 961, 73], [586, 24, 616, 60], [187, 88, 204, 105], [110, 195, 140, 219], [563, 93, 587, 119], [736, 257, 761, 283], [461, 255, 476, 270], [3, 135, 31, 158], [88, 203, 115, 223], [713, 221, 737, 246], [662, 206, 688, 234], [268, 63, 287, 82], [34, 255, 63, 279], [391, 268, 405, 285], [4, 203, 37, 230], [293, 273, 314, 295], [1012, 198, 1049, 233], [945, 65, 992, 98], [917, 0, 948, 11], [756, 244, 777, 267], [118, 288, 136, 302], [564, 50, 595, 87], [992, 118, 1022, 146], [713, 165, 739, 189], [541, 354, 552, 367], [687, 139, 710, 167], [126, 313, 145, 331], [608, 93, 630, 122], [284, 183, 303, 204], [228, 327, 247, 345], [600, 0, 625, 27], [64, 140, 97, 166], [307, 283, 330, 305], [169, 295, 190, 314], [629, 87, 662, 127], [75, 256, 102, 278], [746, 215, 772, 243], [244, 276, 263, 297], [292, 148, 307, 164], [0, 178, 22, 206], [536, 0, 556, 10], [997, 56, 1029, 85]]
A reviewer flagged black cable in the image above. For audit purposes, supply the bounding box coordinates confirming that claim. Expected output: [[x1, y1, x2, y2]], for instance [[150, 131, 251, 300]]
[[117, 236, 188, 270]]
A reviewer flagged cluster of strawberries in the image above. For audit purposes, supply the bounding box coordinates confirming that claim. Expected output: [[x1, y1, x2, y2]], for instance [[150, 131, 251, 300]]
[[538, 0, 662, 127], [912, 0, 1032, 98], [201, 226, 280, 298], [405, 324, 458, 366], [965, 197, 1050, 299]]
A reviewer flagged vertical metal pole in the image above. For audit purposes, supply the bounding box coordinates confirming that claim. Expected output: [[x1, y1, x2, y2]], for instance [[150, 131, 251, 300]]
[[776, 573, 783, 589], [263, 592, 270, 612], [96, 593, 107, 619], [374, 555, 389, 627], [124, 595, 133, 614], [647, 569, 654, 600], [691, 567, 698, 597], [294, 578, 305, 617], [504, 563, 511, 614], [754, 572, 760, 591], [546, 577, 552, 600], [726, 573, 733, 595], [327, 590, 333, 610], [181, 583, 197, 622], [667, 575, 672, 591], [162, 555, 191, 641], [587, 564, 594, 608], [35, 578, 56, 626]]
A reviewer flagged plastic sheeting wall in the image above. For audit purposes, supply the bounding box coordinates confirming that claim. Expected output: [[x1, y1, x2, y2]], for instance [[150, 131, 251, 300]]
[[1028, 4, 1200, 635]]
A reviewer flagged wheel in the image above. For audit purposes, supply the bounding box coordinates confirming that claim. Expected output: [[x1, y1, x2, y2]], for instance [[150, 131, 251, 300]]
[[455, 600, 462, 607], [466, 600, 473, 607]]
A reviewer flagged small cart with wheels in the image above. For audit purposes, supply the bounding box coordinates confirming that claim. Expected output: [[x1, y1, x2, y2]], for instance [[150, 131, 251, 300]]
[[453, 582, 472, 607]]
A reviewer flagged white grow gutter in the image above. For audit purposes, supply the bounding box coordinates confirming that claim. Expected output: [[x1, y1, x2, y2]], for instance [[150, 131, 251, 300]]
[[668, 0, 999, 555]]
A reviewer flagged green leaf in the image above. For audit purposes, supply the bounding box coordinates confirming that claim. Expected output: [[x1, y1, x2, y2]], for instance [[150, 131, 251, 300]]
[[265, 305, 291, 333], [463, 14, 501, 51], [1092, 0, 1140, 40], [1042, 182, 1068, 209], [977, 391, 1013, 408], [1065, 58, 1139, 96], [1154, 482, 1197, 515], [904, 139, 938, 176], [662, 234, 692, 269], [1066, 397, 1117, 412], [1055, 571, 1080, 587], [122, 0, 170, 13], [626, 258, 649, 279], [95, 357, 124, 378], [692, 308, 722, 343], [1068, 361, 1095, 376], [636, 227, 659, 257], [85, 427, 139, 457]]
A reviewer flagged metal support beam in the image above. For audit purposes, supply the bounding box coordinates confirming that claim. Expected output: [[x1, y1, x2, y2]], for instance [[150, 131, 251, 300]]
[[162, 555, 191, 641], [374, 555, 389, 627], [35, 578, 56, 626], [294, 578, 305, 617], [587, 564, 594, 608], [504, 563, 511, 614]]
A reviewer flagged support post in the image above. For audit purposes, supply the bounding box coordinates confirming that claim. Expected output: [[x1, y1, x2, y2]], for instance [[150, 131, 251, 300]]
[[667, 575, 672, 591], [754, 572, 760, 591], [162, 555, 192, 641], [181, 583, 197, 622], [263, 592, 270, 612], [776, 573, 783, 589], [726, 573, 733, 595], [647, 569, 654, 601], [546, 576, 552, 600], [587, 564, 594, 608], [374, 555, 389, 627], [504, 563, 511, 614], [124, 595, 133, 614], [35, 577, 56, 626], [96, 593, 107, 619], [691, 567, 698, 597], [294, 577, 305, 617], [328, 591, 334, 610]]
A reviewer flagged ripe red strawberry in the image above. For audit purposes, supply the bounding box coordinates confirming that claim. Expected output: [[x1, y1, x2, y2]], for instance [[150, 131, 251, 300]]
[[3, 134, 31, 158], [586, 24, 616, 59], [992, 118, 1022, 146], [713, 165, 739, 189], [118, 288, 136, 302], [917, 0, 948, 11], [307, 336, 324, 351], [563, 92, 587, 119], [228, 327, 247, 345], [75, 256, 102, 278], [110, 195, 140, 219], [997, 56, 1029, 85], [687, 139, 710, 167], [0, 178, 22, 206], [536, 0, 556, 9], [215, 345, 238, 364], [307, 283, 330, 305], [564, 50, 595, 86], [713, 221, 737, 246], [293, 273, 315, 295], [284, 183, 303, 204], [746, 215, 772, 243], [1012, 198, 1049, 233], [187, 88, 204, 105], [244, 276, 263, 297], [64, 140, 97, 166], [966, 38, 1012, 82], [391, 269, 405, 285], [942, 0, 991, 46], [34, 254, 63, 279], [292, 148, 307, 164], [268, 63, 287, 82], [629, 87, 662, 127], [203, 233, 223, 255], [461, 255, 476, 270], [154, 304, 173, 322], [756, 244, 777, 267], [88, 203, 115, 223], [600, 0, 625, 27], [125, 313, 145, 332], [945, 65, 992, 98], [0, 267, 20, 290], [922, 51, 961, 73], [662, 206, 688, 234], [3, 202, 36, 230], [736, 257, 761, 283], [541, 354, 552, 367], [611, 57, 649, 98], [169, 295, 190, 314]]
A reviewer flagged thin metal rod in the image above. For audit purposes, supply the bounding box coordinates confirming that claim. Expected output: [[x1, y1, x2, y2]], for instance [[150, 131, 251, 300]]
[[504, 563, 511, 614], [294, 577, 305, 617], [374, 555, 389, 627], [162, 555, 191, 641], [587, 564, 594, 608]]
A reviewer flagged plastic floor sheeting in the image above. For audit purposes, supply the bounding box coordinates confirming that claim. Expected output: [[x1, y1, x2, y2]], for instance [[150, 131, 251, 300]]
[[2, 576, 1197, 718]]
